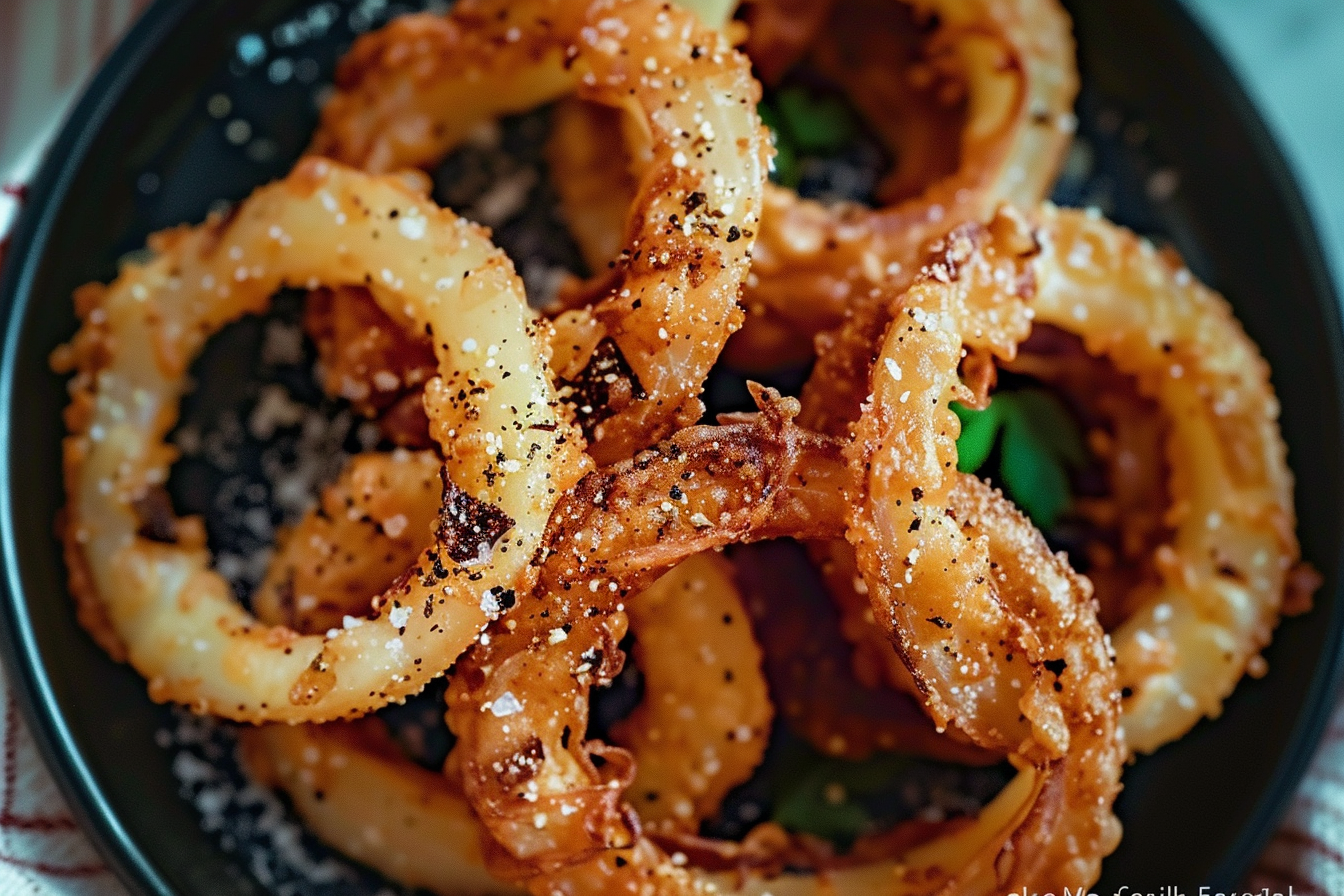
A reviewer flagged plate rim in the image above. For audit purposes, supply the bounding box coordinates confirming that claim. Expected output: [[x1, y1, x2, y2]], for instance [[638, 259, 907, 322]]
[[1151, 0, 1344, 883], [0, 0, 1340, 893], [0, 2, 194, 892]]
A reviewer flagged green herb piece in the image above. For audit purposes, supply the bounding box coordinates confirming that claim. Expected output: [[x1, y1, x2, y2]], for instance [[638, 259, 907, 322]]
[[758, 87, 859, 188], [999, 413, 1073, 529], [997, 390, 1086, 529], [774, 87, 859, 155], [1003, 390, 1088, 469], [951, 401, 1002, 473], [772, 784, 872, 843], [951, 389, 1088, 530], [770, 745, 912, 844], [757, 101, 801, 188]]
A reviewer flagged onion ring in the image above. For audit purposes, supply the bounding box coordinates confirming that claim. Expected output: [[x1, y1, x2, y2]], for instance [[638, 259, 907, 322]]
[[796, 208, 1037, 741], [841, 215, 1043, 749], [1029, 204, 1310, 753], [845, 221, 1124, 884], [53, 158, 586, 722], [610, 552, 774, 834], [446, 395, 854, 888], [809, 205, 1312, 761], [239, 720, 521, 896], [309, 0, 769, 462], [734, 0, 1076, 367]]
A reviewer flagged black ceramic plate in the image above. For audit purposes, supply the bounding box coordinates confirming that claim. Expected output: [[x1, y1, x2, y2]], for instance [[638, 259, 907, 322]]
[[1, 0, 1341, 893]]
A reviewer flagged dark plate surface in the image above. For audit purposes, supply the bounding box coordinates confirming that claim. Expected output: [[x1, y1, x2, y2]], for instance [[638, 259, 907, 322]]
[[1, 0, 1341, 893]]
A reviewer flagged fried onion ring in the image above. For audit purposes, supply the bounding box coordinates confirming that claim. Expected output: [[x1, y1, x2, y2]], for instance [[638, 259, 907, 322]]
[[845, 223, 1124, 884], [610, 552, 774, 834], [239, 720, 521, 896], [797, 208, 1038, 745], [1030, 204, 1309, 753], [733, 0, 1077, 366], [53, 158, 586, 722], [309, 0, 769, 462], [446, 397, 853, 889], [807, 205, 1312, 762], [843, 214, 1045, 748]]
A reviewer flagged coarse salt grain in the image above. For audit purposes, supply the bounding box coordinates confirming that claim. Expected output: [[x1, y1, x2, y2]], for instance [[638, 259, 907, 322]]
[[488, 691, 523, 717], [397, 214, 427, 240], [382, 513, 408, 538]]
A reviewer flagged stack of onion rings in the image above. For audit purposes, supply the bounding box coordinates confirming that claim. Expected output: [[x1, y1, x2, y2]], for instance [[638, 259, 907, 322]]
[[51, 0, 1316, 891], [541, 0, 1077, 369]]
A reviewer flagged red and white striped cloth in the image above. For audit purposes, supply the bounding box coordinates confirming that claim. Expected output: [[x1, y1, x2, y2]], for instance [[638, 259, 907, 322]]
[[0, 2, 1341, 894], [1250, 719, 1344, 895], [0, 0, 151, 244], [0, 668, 121, 894]]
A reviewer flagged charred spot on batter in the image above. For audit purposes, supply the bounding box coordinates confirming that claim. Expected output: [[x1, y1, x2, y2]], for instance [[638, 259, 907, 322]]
[[436, 469, 516, 564], [555, 338, 648, 441], [132, 486, 180, 544]]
